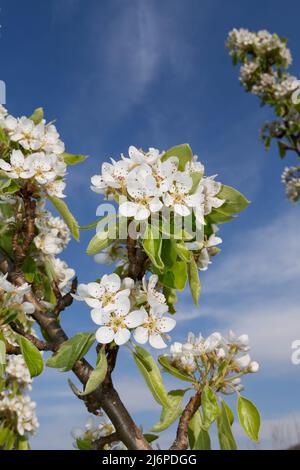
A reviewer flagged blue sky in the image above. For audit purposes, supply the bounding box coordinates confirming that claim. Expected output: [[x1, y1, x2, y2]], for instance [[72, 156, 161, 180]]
[[1, 0, 300, 449]]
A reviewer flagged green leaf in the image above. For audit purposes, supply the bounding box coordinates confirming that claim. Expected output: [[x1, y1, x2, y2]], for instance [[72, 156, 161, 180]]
[[237, 396, 260, 442], [46, 332, 95, 372], [62, 153, 88, 166], [142, 225, 164, 270], [188, 411, 211, 449], [172, 259, 187, 290], [217, 185, 250, 215], [151, 389, 187, 432], [188, 256, 201, 305], [0, 178, 11, 191], [29, 107, 44, 124], [202, 385, 220, 429], [76, 438, 92, 450], [158, 356, 196, 383], [161, 144, 193, 171], [224, 401, 234, 426], [217, 400, 237, 450], [22, 257, 37, 283], [144, 433, 159, 443], [86, 231, 112, 255], [174, 241, 191, 262], [278, 141, 288, 159], [47, 195, 80, 241], [79, 348, 107, 396], [133, 345, 169, 407], [206, 208, 235, 224], [0, 128, 9, 145], [17, 335, 44, 377]]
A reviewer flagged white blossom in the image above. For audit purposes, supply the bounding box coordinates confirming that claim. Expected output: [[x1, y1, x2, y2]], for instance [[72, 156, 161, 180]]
[[133, 305, 176, 349], [0, 149, 34, 179]]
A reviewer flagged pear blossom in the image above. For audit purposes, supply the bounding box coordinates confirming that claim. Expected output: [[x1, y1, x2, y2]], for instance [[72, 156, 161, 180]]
[[127, 145, 161, 166], [41, 123, 65, 154], [91, 159, 130, 194], [141, 274, 168, 313], [34, 231, 62, 255], [0, 394, 39, 436], [0, 149, 34, 179], [133, 305, 176, 349], [44, 179, 66, 198], [163, 172, 202, 218], [52, 257, 75, 293], [199, 176, 225, 215], [8, 116, 44, 151], [75, 273, 131, 315], [6, 355, 32, 390], [119, 165, 163, 220], [27, 152, 66, 184], [92, 307, 145, 346], [0, 273, 31, 303]]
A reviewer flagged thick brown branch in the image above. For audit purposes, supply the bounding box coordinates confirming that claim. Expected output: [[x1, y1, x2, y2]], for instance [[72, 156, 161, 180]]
[[170, 390, 202, 450], [5, 343, 21, 355]]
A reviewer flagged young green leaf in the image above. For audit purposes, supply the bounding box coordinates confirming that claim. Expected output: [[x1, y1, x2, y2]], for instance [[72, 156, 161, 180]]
[[188, 256, 201, 305], [224, 401, 234, 426], [86, 231, 112, 255], [143, 433, 159, 443], [161, 144, 193, 171], [62, 153, 88, 166], [46, 332, 95, 372], [79, 348, 108, 396], [142, 225, 164, 270], [237, 396, 260, 442], [188, 410, 211, 449], [151, 389, 187, 432], [217, 185, 250, 214], [29, 107, 44, 124], [158, 356, 196, 383], [202, 385, 220, 429], [17, 335, 44, 377], [47, 195, 80, 241], [217, 400, 237, 450], [133, 346, 169, 407]]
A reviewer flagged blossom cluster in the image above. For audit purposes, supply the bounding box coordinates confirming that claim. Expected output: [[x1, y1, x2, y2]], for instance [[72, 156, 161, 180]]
[[91, 146, 225, 225], [0, 272, 35, 316], [0, 106, 66, 199], [0, 393, 39, 437], [72, 415, 123, 450], [169, 330, 259, 394], [75, 273, 176, 349], [0, 354, 38, 439], [281, 166, 300, 202], [34, 203, 71, 255]]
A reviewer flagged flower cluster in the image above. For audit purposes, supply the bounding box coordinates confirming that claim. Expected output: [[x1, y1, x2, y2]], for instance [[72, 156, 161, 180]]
[[5, 355, 32, 390], [0, 354, 38, 440], [75, 273, 176, 349], [0, 107, 66, 199], [281, 166, 300, 202], [34, 206, 71, 255], [227, 28, 300, 203], [91, 146, 225, 224], [72, 415, 123, 450], [0, 272, 35, 316], [169, 330, 259, 394], [0, 394, 39, 437]]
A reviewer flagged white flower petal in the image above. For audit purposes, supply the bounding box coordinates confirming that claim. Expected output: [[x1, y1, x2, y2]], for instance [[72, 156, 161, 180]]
[[133, 326, 149, 344], [114, 328, 131, 345], [124, 309, 146, 328], [149, 333, 167, 349], [96, 326, 115, 344], [157, 316, 176, 333]]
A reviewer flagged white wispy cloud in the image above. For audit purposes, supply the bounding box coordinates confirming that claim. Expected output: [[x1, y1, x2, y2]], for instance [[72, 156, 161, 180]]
[[204, 208, 300, 294]]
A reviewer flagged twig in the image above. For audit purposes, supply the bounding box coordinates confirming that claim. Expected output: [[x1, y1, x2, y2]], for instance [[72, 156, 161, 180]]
[[170, 390, 202, 450], [53, 277, 78, 316], [92, 432, 119, 450]]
